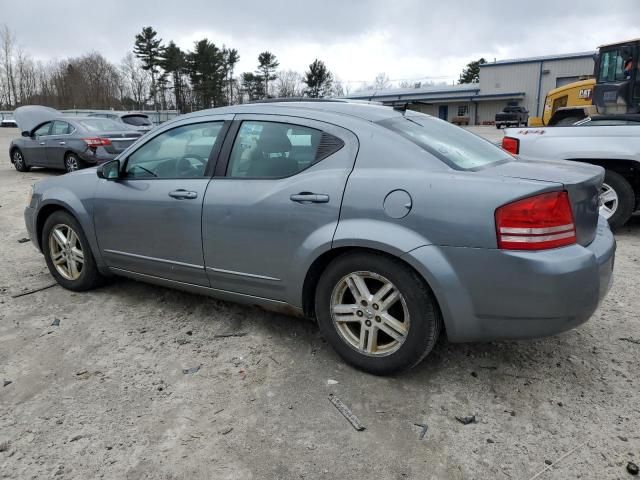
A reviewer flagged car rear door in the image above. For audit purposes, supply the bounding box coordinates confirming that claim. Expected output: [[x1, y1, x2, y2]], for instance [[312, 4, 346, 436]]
[[202, 115, 358, 302], [93, 117, 232, 286]]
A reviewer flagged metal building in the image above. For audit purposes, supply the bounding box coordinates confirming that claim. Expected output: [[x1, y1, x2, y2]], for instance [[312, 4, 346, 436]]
[[344, 51, 595, 125]]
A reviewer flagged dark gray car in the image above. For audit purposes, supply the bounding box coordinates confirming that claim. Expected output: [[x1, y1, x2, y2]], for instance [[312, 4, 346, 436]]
[[23, 100, 616, 375], [10, 106, 143, 173]]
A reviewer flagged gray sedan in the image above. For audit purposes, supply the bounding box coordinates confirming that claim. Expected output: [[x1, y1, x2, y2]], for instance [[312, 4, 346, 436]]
[[10, 106, 142, 173], [23, 101, 615, 374]]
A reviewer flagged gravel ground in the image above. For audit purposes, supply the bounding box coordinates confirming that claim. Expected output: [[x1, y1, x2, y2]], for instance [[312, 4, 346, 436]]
[[0, 126, 638, 480]]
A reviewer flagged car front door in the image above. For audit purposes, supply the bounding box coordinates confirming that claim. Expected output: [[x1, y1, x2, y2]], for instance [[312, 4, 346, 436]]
[[202, 115, 358, 302], [93, 118, 232, 286], [46, 120, 74, 169], [23, 122, 52, 167]]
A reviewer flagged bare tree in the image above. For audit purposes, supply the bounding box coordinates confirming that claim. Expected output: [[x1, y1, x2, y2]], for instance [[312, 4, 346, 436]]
[[373, 72, 390, 90], [275, 70, 303, 97], [0, 24, 17, 107], [121, 53, 150, 110]]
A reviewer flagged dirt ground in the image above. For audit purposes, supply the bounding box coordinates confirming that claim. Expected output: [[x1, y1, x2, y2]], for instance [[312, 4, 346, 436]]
[[0, 126, 638, 480]]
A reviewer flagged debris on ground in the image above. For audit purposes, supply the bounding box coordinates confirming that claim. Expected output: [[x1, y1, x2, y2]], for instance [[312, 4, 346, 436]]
[[619, 337, 640, 345], [3, 380, 12, 387], [455, 415, 476, 425], [75, 370, 88, 376], [328, 394, 365, 431], [628, 462, 639, 475], [213, 332, 247, 338], [527, 441, 587, 480], [220, 427, 233, 435], [0, 441, 9, 452], [69, 435, 84, 442], [182, 365, 201, 375], [414, 423, 428, 440], [213, 408, 224, 415], [11, 283, 57, 298], [17, 238, 29, 243], [470, 371, 478, 377], [327, 379, 338, 385], [51, 318, 60, 327]]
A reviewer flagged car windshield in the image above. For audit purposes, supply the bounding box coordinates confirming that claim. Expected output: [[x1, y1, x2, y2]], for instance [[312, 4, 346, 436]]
[[122, 115, 152, 126], [378, 114, 512, 170], [76, 118, 124, 132]]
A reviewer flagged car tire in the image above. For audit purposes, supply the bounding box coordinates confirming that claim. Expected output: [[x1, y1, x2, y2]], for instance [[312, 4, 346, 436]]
[[42, 210, 104, 291], [601, 169, 635, 230], [64, 153, 83, 173], [495, 124, 501, 129], [315, 252, 442, 375], [11, 148, 30, 172]]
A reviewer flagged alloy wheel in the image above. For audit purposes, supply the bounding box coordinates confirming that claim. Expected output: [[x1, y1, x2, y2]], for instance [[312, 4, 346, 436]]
[[599, 182, 618, 219], [48, 224, 84, 280], [330, 271, 410, 356], [65, 155, 79, 172], [13, 151, 24, 169]]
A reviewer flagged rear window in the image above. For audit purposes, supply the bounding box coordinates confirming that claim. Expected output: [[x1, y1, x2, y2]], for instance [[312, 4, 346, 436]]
[[122, 115, 152, 126], [378, 115, 512, 170], [76, 118, 124, 132]]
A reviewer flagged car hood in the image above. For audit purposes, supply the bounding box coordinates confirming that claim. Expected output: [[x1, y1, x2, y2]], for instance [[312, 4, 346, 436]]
[[14, 105, 60, 134]]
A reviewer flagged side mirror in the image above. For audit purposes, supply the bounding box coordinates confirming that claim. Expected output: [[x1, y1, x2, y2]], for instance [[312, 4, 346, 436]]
[[97, 159, 121, 180], [21, 131, 31, 138]]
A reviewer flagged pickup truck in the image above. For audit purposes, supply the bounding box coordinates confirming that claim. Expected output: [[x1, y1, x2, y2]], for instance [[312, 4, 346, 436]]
[[502, 116, 640, 228], [495, 106, 529, 129]]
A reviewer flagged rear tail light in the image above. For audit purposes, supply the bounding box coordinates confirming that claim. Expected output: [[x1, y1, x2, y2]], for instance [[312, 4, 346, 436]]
[[501, 136, 519, 155], [495, 191, 576, 250], [83, 137, 112, 147]]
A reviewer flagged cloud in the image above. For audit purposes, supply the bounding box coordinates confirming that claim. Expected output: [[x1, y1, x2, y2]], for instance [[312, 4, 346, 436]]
[[3, 0, 639, 85]]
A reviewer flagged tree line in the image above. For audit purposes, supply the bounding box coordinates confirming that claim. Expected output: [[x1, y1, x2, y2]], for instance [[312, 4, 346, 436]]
[[0, 24, 340, 112]]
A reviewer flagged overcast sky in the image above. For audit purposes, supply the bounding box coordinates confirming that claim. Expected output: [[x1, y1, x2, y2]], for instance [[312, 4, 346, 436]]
[[3, 0, 639, 88]]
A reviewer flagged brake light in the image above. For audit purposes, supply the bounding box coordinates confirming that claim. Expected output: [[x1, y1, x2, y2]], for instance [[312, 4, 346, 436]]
[[501, 136, 519, 155], [495, 191, 576, 250], [83, 137, 111, 147]]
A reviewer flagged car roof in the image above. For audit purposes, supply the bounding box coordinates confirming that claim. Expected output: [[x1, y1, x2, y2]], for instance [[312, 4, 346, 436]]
[[178, 100, 407, 123]]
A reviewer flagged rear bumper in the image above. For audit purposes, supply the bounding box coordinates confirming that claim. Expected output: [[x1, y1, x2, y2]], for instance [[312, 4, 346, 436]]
[[403, 216, 615, 342], [77, 148, 117, 165]]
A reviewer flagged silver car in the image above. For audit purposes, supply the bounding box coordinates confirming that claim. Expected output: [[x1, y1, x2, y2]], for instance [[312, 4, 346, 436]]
[[23, 101, 615, 374], [87, 111, 154, 133], [10, 106, 143, 173]]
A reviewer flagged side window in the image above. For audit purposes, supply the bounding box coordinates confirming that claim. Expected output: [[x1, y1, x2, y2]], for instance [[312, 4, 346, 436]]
[[51, 121, 71, 135], [33, 122, 51, 136], [125, 122, 223, 179], [227, 121, 343, 178], [598, 50, 627, 82]]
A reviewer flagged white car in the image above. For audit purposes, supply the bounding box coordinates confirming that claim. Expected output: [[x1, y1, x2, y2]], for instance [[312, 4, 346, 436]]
[[502, 116, 640, 228]]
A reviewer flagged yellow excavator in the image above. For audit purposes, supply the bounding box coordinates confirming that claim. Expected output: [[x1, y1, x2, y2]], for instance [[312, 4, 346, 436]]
[[529, 39, 640, 126]]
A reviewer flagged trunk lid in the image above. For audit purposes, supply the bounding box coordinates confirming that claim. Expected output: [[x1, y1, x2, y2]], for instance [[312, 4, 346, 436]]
[[488, 159, 603, 246], [98, 131, 143, 154]]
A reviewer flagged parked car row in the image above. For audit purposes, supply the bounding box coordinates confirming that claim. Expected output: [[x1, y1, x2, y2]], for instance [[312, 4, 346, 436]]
[[19, 100, 615, 375]]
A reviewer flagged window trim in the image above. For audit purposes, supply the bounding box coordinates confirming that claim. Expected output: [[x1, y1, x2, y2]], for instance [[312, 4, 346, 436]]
[[50, 120, 75, 136], [119, 120, 231, 181], [33, 121, 52, 137], [215, 119, 344, 180]]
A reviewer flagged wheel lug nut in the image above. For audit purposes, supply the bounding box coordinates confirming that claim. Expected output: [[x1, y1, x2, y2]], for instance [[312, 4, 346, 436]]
[[361, 300, 367, 307], [356, 310, 363, 317], [375, 316, 381, 322], [365, 320, 372, 327], [373, 304, 379, 310]]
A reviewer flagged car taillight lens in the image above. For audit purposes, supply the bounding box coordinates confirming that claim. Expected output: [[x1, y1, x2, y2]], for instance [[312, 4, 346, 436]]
[[83, 137, 111, 147], [501, 136, 519, 155], [495, 191, 577, 250]]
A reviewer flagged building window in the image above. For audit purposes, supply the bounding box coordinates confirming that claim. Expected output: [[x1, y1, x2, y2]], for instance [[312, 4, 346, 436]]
[[457, 105, 469, 117]]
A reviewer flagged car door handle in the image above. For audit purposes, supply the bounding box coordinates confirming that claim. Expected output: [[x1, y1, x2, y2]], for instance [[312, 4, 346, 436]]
[[39, 142, 46, 145], [59, 141, 66, 146], [169, 189, 198, 200], [290, 192, 330, 203]]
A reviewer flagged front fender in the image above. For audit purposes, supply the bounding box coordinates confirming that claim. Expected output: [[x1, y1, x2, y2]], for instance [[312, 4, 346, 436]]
[[35, 187, 105, 270]]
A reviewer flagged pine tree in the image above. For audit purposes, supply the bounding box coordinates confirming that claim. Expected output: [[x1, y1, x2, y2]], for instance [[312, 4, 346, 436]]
[[256, 51, 279, 98], [458, 58, 487, 84], [161, 41, 187, 112], [223, 48, 240, 105], [304, 59, 333, 98], [133, 26, 164, 109], [187, 39, 227, 109]]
